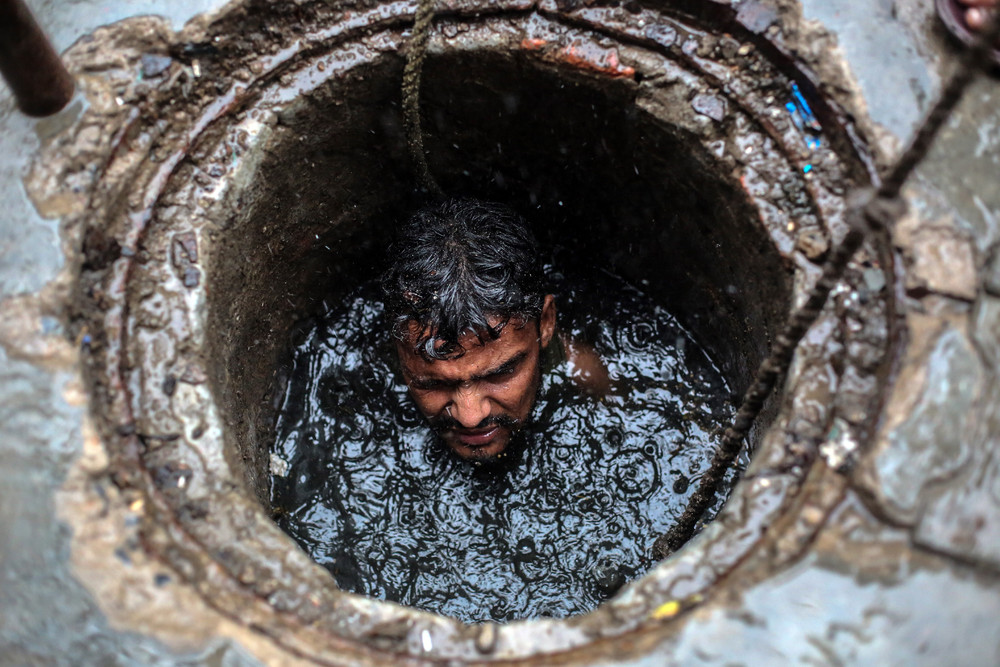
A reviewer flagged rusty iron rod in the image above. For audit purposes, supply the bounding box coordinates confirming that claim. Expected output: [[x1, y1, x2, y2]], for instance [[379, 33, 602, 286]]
[[654, 9, 1000, 559], [880, 10, 1000, 200], [651, 209, 871, 559], [0, 0, 74, 117]]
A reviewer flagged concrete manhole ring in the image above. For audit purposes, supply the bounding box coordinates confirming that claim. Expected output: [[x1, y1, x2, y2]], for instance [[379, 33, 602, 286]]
[[21, 0, 903, 663]]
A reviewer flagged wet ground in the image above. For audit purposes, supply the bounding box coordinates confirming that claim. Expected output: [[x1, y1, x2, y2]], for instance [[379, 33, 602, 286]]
[[271, 267, 734, 622], [2, 0, 1000, 665]]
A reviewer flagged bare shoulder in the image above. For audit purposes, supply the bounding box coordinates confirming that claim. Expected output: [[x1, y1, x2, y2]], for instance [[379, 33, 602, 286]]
[[559, 332, 612, 398]]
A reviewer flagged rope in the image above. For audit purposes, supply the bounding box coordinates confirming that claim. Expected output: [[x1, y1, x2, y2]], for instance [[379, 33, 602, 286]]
[[402, 0, 444, 197], [653, 11, 1000, 559]]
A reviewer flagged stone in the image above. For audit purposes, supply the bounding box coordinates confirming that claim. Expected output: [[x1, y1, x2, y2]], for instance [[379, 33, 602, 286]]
[[907, 227, 978, 300], [910, 296, 1000, 568], [974, 296, 1000, 370], [736, 1, 779, 34], [862, 267, 886, 293], [691, 93, 726, 122], [644, 24, 677, 48], [867, 325, 983, 520], [915, 403, 1000, 568], [140, 53, 172, 78], [666, 493, 1000, 666], [796, 228, 829, 261]]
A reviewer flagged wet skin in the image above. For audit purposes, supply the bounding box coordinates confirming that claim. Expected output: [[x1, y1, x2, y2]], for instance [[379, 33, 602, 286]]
[[396, 295, 611, 462], [960, 0, 998, 31]]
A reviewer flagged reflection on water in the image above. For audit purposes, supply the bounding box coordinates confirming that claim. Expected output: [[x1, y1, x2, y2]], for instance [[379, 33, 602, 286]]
[[270, 262, 735, 622]]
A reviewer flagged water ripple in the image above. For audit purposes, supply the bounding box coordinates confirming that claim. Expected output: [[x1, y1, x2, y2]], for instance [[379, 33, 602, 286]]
[[271, 264, 735, 622]]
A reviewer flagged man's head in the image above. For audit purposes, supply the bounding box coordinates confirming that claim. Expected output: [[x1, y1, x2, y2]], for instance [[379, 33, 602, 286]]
[[383, 199, 555, 463]]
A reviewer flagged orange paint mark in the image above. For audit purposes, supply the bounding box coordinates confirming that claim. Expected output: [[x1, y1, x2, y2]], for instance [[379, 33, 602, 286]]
[[521, 38, 547, 50], [559, 42, 635, 78]]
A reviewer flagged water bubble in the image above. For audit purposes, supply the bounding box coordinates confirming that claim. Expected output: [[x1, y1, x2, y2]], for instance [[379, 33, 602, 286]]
[[515, 537, 536, 558], [672, 474, 690, 494], [271, 265, 734, 621]]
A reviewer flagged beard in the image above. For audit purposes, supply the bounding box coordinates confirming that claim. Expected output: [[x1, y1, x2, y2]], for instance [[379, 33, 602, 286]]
[[422, 341, 545, 467], [427, 412, 521, 433], [428, 413, 528, 467]]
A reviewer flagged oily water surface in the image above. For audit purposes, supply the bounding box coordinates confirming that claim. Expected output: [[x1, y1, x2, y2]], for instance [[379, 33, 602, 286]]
[[271, 261, 737, 622]]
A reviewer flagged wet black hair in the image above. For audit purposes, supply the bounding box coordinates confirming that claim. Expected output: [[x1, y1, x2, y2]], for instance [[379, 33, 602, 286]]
[[382, 198, 546, 360]]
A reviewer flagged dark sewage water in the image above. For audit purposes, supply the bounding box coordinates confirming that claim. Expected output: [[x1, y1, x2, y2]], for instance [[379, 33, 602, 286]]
[[270, 262, 737, 622]]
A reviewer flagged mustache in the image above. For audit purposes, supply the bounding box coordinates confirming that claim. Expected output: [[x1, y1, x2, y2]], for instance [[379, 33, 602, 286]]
[[429, 413, 520, 432]]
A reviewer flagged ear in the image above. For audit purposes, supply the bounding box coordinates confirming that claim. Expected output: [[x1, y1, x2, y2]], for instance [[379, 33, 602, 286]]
[[539, 294, 556, 349]]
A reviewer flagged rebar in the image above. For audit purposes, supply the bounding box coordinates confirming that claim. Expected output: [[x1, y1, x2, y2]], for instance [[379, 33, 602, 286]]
[[654, 10, 1000, 559], [0, 0, 74, 117]]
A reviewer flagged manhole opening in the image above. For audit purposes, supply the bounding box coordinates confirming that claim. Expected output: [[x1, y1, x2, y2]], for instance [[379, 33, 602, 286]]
[[205, 47, 791, 617], [49, 0, 892, 659]]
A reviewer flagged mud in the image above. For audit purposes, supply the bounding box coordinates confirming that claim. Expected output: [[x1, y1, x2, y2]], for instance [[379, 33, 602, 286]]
[[19, 0, 893, 660], [4, 0, 998, 665]]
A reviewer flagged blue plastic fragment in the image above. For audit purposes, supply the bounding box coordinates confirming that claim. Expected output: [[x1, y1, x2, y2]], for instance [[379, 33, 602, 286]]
[[803, 164, 813, 173], [786, 82, 823, 151], [790, 83, 821, 131]]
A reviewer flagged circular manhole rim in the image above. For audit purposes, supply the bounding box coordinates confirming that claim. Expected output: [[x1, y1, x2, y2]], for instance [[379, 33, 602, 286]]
[[41, 0, 895, 662]]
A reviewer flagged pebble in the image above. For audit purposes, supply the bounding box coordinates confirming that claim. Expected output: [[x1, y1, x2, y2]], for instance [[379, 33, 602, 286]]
[[141, 53, 172, 78], [796, 229, 829, 261]]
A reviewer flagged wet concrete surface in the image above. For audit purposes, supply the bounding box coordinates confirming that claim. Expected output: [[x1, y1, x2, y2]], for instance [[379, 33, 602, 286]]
[[0, 352, 261, 665], [800, 0, 943, 140], [0, 95, 61, 296], [2, 0, 1000, 664], [627, 491, 997, 666], [0, 4, 264, 665]]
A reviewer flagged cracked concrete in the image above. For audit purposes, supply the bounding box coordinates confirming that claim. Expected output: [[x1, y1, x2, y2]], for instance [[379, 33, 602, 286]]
[[2, 0, 1000, 664]]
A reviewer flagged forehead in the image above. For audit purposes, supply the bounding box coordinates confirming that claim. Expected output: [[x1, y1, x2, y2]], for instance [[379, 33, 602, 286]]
[[396, 319, 538, 378]]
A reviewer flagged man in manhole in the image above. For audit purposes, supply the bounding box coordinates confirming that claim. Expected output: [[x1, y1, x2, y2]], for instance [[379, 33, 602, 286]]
[[383, 198, 609, 463], [275, 195, 735, 618]]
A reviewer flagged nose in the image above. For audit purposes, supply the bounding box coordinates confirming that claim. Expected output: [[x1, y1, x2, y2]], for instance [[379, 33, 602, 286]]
[[448, 383, 490, 428]]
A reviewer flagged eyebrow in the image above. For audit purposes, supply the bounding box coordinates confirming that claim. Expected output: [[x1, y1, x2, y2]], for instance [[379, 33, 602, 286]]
[[409, 351, 529, 389], [473, 351, 528, 382]]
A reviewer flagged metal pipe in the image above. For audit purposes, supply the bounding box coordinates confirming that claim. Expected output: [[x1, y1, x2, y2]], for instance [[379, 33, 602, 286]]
[[0, 0, 74, 117]]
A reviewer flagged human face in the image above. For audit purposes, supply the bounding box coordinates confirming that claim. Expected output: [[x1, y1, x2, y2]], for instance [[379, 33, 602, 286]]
[[396, 295, 556, 462]]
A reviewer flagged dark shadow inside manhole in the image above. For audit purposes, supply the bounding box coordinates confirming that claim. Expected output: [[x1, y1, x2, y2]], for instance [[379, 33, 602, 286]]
[[204, 49, 792, 620]]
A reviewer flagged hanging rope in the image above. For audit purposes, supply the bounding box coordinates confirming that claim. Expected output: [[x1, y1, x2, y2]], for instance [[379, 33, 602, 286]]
[[653, 12, 1000, 559], [402, 0, 444, 197]]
